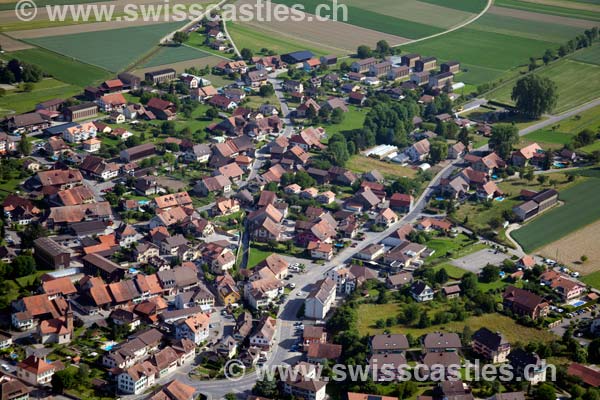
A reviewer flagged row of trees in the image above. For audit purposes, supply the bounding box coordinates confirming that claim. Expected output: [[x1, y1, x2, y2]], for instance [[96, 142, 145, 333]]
[[0, 59, 43, 84]]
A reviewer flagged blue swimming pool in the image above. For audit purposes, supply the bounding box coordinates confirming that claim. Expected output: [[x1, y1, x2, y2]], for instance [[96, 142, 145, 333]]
[[553, 162, 567, 169], [495, 196, 505, 202], [569, 300, 586, 307]]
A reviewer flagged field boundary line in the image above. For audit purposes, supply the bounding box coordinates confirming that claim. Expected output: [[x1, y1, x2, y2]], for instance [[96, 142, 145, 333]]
[[181, 43, 230, 60], [222, 17, 241, 58], [395, 0, 493, 47]]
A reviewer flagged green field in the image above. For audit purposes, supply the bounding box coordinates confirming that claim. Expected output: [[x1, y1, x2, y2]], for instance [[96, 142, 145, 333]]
[[494, 0, 600, 21], [320, 105, 367, 135], [522, 104, 600, 148], [401, 27, 555, 84], [512, 178, 600, 252], [2, 48, 110, 86], [487, 59, 600, 113], [470, 13, 584, 43], [419, 0, 487, 13], [271, 0, 445, 39], [342, 0, 479, 28], [0, 78, 80, 117], [573, 44, 600, 65], [227, 22, 332, 56], [26, 22, 184, 72], [581, 270, 600, 290], [521, 129, 574, 145], [141, 45, 213, 68], [356, 305, 555, 342]]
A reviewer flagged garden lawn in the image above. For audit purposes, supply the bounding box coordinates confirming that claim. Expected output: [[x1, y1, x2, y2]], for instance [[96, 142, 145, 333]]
[[579, 141, 600, 153], [321, 106, 367, 135], [581, 270, 600, 290], [0, 78, 80, 117], [346, 155, 417, 178], [227, 22, 330, 56], [512, 178, 600, 252], [2, 48, 110, 86], [425, 234, 476, 260], [356, 306, 555, 343], [520, 129, 575, 149], [432, 263, 468, 279], [487, 59, 600, 113], [247, 247, 274, 268], [26, 22, 184, 72]]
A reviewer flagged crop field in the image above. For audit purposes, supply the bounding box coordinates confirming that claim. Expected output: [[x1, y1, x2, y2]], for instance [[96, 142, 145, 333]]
[[581, 270, 600, 290], [346, 155, 417, 179], [573, 44, 600, 65], [539, 219, 600, 273], [25, 21, 183, 72], [494, 0, 600, 21], [141, 45, 213, 68], [487, 59, 600, 113], [0, 0, 112, 12], [0, 78, 80, 117], [512, 178, 600, 253], [270, 0, 448, 39], [227, 21, 336, 56], [2, 48, 110, 86]]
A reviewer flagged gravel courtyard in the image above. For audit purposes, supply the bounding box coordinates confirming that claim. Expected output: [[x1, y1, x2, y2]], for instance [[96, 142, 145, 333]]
[[451, 248, 509, 273]]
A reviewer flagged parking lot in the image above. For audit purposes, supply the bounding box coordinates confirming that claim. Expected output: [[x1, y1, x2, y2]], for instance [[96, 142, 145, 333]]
[[451, 248, 509, 273]]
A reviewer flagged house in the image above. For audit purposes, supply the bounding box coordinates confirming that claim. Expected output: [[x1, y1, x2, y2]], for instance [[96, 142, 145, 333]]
[[348, 91, 366, 106], [508, 349, 547, 385], [502, 286, 550, 320], [307, 343, 342, 364], [356, 243, 385, 261], [540, 270, 586, 301], [376, 208, 398, 226], [174, 313, 210, 345], [208, 95, 237, 110], [148, 379, 196, 400], [98, 93, 126, 112], [4, 113, 50, 134], [407, 139, 430, 162], [512, 143, 544, 167], [244, 70, 269, 87], [64, 103, 98, 121], [16, 356, 56, 386], [303, 58, 321, 71], [371, 333, 409, 354], [120, 143, 156, 162], [303, 326, 327, 350], [117, 361, 157, 394], [191, 85, 219, 102], [0, 376, 29, 400], [33, 237, 70, 270], [369, 61, 392, 77], [195, 175, 232, 196], [411, 281, 434, 302], [249, 316, 276, 349], [304, 278, 336, 320], [385, 272, 413, 289], [348, 393, 396, 400], [147, 97, 176, 120], [429, 72, 454, 89], [416, 217, 452, 232], [410, 71, 430, 86], [448, 142, 466, 159], [517, 255, 536, 269], [281, 50, 315, 64], [389, 193, 413, 212], [441, 61, 460, 74], [443, 285, 461, 299], [423, 332, 461, 353], [415, 56, 437, 72], [82, 137, 102, 152], [282, 364, 327, 400], [471, 327, 510, 363], [145, 68, 176, 84], [308, 241, 333, 261], [351, 57, 377, 73]]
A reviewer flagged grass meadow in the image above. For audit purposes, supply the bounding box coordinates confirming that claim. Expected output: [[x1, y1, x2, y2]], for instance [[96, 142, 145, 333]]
[[0, 78, 80, 116]]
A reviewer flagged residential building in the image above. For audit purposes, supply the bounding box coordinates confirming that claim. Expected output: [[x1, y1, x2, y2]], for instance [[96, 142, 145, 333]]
[[304, 278, 336, 320]]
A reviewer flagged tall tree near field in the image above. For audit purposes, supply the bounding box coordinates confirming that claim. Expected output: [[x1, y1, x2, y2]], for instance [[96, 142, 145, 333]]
[[489, 124, 519, 159], [172, 31, 188, 45], [356, 45, 372, 59], [511, 74, 558, 118]]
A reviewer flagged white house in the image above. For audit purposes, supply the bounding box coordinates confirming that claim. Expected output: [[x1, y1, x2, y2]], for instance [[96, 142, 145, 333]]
[[304, 278, 336, 320], [174, 313, 210, 345]]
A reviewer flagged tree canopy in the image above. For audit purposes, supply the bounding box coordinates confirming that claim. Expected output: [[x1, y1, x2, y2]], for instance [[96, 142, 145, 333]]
[[511, 74, 558, 118], [489, 124, 519, 159]]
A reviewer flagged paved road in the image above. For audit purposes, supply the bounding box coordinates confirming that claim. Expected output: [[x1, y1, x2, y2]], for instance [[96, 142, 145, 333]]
[[519, 98, 600, 136]]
